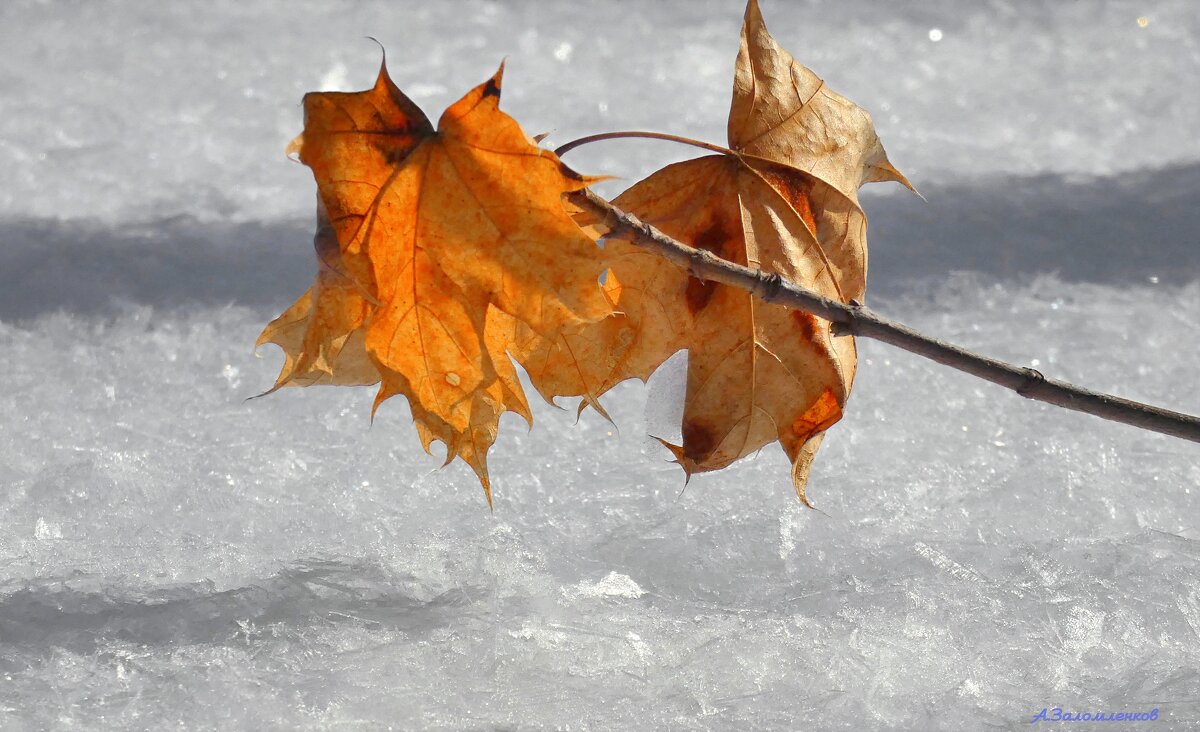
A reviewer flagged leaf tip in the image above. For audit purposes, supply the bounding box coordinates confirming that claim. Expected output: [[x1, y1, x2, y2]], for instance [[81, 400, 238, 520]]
[[868, 157, 922, 199], [655, 436, 699, 481], [741, 0, 770, 50], [285, 134, 304, 162], [244, 384, 281, 403], [794, 484, 815, 509], [365, 35, 387, 70], [464, 458, 495, 508], [575, 396, 614, 426], [369, 386, 390, 426], [744, 0, 763, 24], [789, 432, 827, 509], [485, 60, 506, 99]]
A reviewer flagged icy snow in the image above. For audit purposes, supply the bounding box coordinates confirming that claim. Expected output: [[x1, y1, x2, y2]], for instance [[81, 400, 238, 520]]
[[566, 572, 647, 601], [2, 1, 1200, 729]]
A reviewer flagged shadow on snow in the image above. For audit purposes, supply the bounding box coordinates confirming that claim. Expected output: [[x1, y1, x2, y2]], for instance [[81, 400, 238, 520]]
[[0, 558, 483, 664], [2, 163, 1199, 321]]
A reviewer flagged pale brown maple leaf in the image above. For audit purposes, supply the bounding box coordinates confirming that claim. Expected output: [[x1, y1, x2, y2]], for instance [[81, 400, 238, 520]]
[[556, 0, 912, 503]]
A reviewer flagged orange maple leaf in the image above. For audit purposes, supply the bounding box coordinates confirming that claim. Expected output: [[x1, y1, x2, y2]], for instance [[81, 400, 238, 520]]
[[257, 61, 613, 504], [559, 0, 913, 503]]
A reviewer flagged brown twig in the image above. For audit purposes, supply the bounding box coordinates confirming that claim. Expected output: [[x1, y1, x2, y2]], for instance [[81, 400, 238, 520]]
[[567, 187, 1200, 445]]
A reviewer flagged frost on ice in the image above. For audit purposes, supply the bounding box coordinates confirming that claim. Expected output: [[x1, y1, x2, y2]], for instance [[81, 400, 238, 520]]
[[565, 572, 647, 600]]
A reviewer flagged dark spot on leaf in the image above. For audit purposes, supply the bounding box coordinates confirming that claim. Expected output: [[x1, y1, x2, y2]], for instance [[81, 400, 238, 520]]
[[792, 310, 818, 341], [382, 146, 408, 166], [314, 209, 338, 259], [685, 277, 717, 315], [379, 135, 425, 166], [386, 144, 410, 164], [482, 77, 501, 99], [685, 216, 739, 315], [692, 218, 730, 257], [682, 420, 717, 461], [756, 165, 818, 235]]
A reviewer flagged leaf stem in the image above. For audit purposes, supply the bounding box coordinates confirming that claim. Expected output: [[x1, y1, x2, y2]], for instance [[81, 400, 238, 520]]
[[554, 131, 737, 158], [566, 187, 1200, 445]]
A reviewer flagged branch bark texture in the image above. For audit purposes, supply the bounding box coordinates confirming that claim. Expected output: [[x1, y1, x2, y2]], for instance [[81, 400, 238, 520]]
[[567, 187, 1200, 445]]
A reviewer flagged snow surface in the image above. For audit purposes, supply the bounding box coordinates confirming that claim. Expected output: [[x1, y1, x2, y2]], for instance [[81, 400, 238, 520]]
[[3, 1, 1200, 729]]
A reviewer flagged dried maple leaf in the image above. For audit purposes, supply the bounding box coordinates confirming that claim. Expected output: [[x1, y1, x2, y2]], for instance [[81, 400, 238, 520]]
[[729, 0, 913, 204], [258, 61, 613, 503], [562, 0, 912, 503]]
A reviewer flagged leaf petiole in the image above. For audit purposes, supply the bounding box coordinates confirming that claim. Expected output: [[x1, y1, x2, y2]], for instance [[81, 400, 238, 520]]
[[554, 130, 737, 158]]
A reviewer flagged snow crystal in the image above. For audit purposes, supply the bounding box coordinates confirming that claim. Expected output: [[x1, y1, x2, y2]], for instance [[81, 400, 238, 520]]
[[33, 517, 62, 541], [567, 572, 647, 600]]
